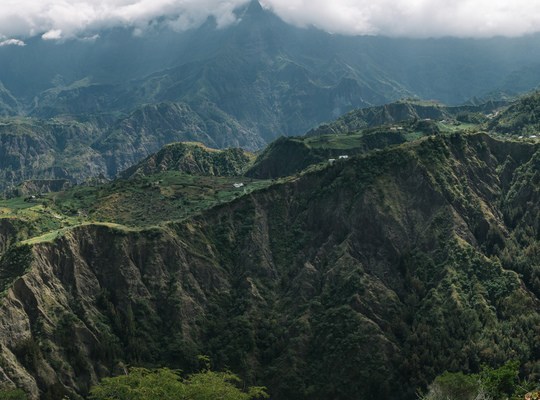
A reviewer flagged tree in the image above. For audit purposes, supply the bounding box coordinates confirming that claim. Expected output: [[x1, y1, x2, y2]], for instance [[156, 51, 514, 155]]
[[88, 367, 268, 400], [89, 368, 185, 400], [419, 361, 531, 400], [420, 371, 480, 400]]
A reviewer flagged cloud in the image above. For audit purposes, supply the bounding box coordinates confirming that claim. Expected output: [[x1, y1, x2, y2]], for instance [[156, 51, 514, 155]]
[[0, 0, 539, 40], [0, 38, 26, 47], [42, 29, 63, 40], [0, 0, 251, 40], [262, 0, 540, 38]]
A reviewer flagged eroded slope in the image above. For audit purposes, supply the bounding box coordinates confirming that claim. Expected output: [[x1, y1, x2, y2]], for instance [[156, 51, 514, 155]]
[[0, 134, 539, 399]]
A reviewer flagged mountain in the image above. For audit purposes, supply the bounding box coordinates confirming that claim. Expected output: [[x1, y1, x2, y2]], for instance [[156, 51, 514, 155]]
[[0, 1, 539, 148], [120, 142, 253, 179], [306, 99, 506, 136], [246, 99, 505, 179], [489, 91, 540, 135], [0, 102, 264, 194], [0, 133, 539, 399], [91, 102, 263, 172], [0, 83, 19, 116], [246, 130, 410, 179], [3, 4, 540, 398], [0, 96, 508, 193]]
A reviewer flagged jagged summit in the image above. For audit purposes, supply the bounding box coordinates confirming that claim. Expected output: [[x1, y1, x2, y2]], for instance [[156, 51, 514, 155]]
[[246, 0, 264, 14], [236, 0, 270, 20]]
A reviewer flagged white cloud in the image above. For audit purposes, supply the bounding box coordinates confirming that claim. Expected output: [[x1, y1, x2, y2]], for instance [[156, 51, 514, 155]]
[[42, 29, 63, 40], [0, 38, 26, 47], [0, 0, 539, 40], [80, 34, 100, 41], [261, 0, 540, 37]]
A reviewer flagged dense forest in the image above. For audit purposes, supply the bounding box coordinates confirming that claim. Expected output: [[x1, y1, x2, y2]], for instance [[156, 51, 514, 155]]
[[0, 130, 539, 399]]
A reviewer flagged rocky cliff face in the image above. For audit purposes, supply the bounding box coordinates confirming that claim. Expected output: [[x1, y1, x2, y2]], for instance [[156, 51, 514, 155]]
[[0, 134, 539, 399]]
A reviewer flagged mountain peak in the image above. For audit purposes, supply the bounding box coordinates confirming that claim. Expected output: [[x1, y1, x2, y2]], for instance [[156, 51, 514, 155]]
[[246, 0, 264, 14], [237, 0, 266, 19]]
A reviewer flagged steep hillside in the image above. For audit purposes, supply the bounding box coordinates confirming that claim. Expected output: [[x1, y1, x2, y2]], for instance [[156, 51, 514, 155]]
[[247, 111, 468, 179], [489, 91, 540, 136], [0, 117, 106, 193], [307, 99, 505, 137], [246, 99, 511, 179], [0, 134, 539, 399], [120, 142, 253, 179], [0, 83, 19, 116], [0, 103, 263, 193], [92, 102, 264, 173], [306, 100, 453, 135]]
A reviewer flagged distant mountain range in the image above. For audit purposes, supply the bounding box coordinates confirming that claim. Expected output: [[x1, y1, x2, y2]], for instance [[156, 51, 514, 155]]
[[1, 0, 540, 150], [0, 89, 536, 194]]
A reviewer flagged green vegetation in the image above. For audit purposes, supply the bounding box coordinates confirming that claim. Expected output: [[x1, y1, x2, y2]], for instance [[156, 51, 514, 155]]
[[120, 142, 254, 179], [0, 388, 27, 400], [89, 367, 268, 400], [51, 171, 271, 227], [420, 361, 538, 400], [246, 94, 511, 180], [0, 171, 272, 235], [0, 244, 32, 293], [2, 133, 540, 400], [490, 92, 540, 136], [3, 9, 540, 400]]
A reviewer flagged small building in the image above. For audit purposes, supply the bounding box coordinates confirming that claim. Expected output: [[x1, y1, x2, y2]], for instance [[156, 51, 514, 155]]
[[531, 135, 538, 139], [233, 183, 244, 188], [328, 158, 336, 164]]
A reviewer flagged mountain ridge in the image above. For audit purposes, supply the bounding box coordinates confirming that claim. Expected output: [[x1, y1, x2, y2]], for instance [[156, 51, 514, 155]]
[[0, 133, 539, 399], [119, 141, 253, 179]]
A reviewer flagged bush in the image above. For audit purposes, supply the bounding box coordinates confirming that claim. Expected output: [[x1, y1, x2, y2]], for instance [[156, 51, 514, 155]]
[[89, 366, 268, 400], [421, 361, 525, 400], [423, 371, 480, 400]]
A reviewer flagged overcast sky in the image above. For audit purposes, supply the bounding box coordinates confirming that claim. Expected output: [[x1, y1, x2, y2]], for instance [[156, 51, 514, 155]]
[[1, 0, 539, 44]]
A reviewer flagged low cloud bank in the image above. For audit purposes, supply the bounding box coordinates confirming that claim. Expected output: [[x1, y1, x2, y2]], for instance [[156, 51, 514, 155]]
[[0, 0, 538, 41]]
